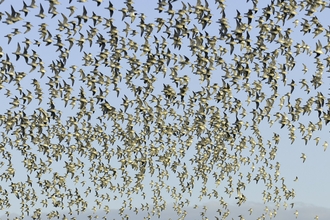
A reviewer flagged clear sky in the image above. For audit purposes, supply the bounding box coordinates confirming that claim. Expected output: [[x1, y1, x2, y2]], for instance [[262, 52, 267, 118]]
[[0, 0, 330, 219]]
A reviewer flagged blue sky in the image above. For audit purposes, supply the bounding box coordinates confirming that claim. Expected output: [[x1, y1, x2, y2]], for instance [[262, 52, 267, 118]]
[[0, 0, 330, 219]]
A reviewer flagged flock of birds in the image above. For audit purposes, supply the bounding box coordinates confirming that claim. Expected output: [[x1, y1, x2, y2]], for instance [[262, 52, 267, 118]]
[[0, 0, 329, 219]]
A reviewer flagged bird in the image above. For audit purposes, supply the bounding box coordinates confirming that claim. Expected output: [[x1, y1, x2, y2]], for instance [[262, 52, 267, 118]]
[[66, 6, 76, 17], [294, 210, 299, 218], [12, 43, 21, 61], [35, 3, 46, 19], [105, 1, 115, 17], [313, 40, 323, 58], [20, 1, 30, 16], [323, 141, 328, 151], [300, 153, 306, 163]]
